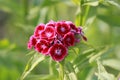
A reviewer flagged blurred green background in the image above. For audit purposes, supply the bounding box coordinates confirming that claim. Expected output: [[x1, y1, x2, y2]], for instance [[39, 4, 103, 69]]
[[0, 0, 120, 80]]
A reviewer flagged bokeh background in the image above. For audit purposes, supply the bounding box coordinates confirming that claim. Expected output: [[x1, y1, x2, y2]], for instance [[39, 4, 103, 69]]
[[0, 0, 120, 80]]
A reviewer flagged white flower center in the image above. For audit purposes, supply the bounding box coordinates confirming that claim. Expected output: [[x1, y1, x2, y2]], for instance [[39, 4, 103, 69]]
[[66, 38, 70, 41], [41, 44, 46, 49], [55, 49, 61, 55], [46, 32, 52, 37], [61, 27, 65, 32]]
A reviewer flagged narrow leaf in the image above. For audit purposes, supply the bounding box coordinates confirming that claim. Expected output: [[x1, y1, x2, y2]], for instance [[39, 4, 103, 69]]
[[96, 58, 115, 80], [102, 59, 120, 71], [83, 1, 99, 6], [107, 1, 120, 8], [89, 47, 108, 63], [20, 53, 45, 80]]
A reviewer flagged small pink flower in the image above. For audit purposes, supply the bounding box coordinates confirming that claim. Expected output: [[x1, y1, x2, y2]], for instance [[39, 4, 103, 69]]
[[27, 35, 37, 49], [41, 26, 55, 41], [56, 21, 70, 35], [34, 24, 45, 37], [63, 32, 75, 47], [49, 44, 67, 61], [35, 39, 49, 55]]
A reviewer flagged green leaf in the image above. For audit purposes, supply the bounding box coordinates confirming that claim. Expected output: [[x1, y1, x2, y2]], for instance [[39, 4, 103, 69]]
[[26, 74, 57, 80], [65, 61, 75, 73], [83, 1, 99, 6], [0, 39, 9, 48], [75, 14, 80, 26], [65, 61, 78, 80], [49, 59, 58, 75], [73, 48, 96, 65], [68, 72, 78, 80], [96, 58, 115, 80], [107, 1, 120, 8], [89, 47, 108, 63], [85, 16, 96, 27], [72, 0, 80, 5], [20, 53, 45, 80], [41, 0, 60, 7], [98, 14, 120, 27], [102, 59, 120, 71]]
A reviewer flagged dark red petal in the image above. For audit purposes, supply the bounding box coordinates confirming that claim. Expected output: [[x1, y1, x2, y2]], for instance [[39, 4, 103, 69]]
[[49, 44, 67, 61], [63, 32, 75, 47], [82, 35, 87, 41], [31, 37, 37, 46], [34, 24, 45, 37], [41, 26, 55, 39], [56, 21, 70, 35], [35, 43, 43, 52], [66, 21, 78, 32], [41, 48, 49, 55], [27, 41, 32, 49], [35, 39, 50, 55], [27, 35, 37, 49]]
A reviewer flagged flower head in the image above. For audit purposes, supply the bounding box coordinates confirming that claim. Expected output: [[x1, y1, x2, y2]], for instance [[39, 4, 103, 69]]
[[27, 20, 87, 61], [34, 24, 45, 37], [56, 21, 70, 35]]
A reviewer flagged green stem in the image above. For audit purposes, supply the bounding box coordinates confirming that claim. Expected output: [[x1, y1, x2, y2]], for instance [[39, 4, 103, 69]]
[[49, 58, 53, 75], [54, 5, 59, 20], [80, 0, 83, 26], [82, 6, 90, 26], [79, 1, 90, 26], [59, 61, 64, 80], [80, 7, 83, 26]]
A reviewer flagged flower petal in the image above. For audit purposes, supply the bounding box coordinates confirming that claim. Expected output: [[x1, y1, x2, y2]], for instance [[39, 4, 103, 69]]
[[63, 32, 75, 47], [49, 44, 67, 61], [34, 24, 45, 37], [35, 39, 50, 55], [41, 26, 55, 39], [27, 35, 37, 49]]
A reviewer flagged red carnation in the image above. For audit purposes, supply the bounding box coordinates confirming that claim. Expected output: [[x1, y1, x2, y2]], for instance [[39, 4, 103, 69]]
[[49, 44, 67, 61], [34, 24, 45, 37], [63, 32, 75, 47], [35, 39, 50, 55], [41, 26, 55, 39], [56, 21, 70, 35]]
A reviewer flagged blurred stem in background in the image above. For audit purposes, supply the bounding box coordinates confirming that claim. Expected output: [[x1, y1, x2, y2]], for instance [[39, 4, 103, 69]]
[[80, 0, 83, 26], [59, 61, 64, 80], [22, 0, 29, 24]]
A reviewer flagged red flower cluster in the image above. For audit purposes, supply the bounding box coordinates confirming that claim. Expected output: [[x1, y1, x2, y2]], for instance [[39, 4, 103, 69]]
[[27, 20, 87, 61]]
